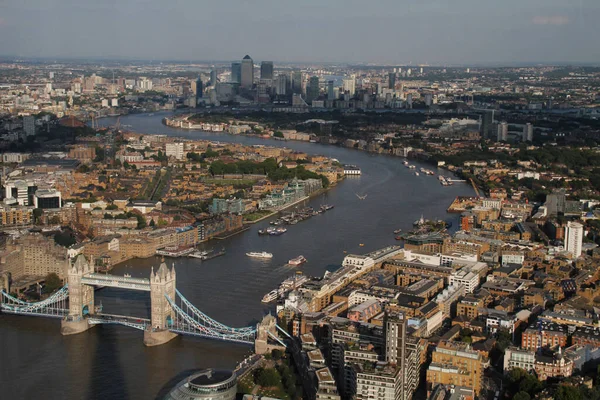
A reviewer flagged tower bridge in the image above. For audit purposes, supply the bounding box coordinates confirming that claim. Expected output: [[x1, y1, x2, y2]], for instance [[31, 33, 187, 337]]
[[1, 255, 288, 351]]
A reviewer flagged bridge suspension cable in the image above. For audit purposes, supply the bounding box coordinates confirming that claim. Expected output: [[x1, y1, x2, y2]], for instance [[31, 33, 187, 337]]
[[166, 293, 256, 344], [0, 285, 69, 317], [175, 289, 255, 333]]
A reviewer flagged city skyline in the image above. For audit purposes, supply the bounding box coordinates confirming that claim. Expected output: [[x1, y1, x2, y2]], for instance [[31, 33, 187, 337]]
[[1, 0, 599, 65]]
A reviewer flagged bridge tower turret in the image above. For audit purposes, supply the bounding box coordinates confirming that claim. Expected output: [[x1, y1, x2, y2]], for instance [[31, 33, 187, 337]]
[[61, 254, 94, 335], [144, 259, 178, 346]]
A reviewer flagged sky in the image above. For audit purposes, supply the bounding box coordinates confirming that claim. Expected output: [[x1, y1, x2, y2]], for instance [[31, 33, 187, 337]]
[[1, 0, 599, 65]]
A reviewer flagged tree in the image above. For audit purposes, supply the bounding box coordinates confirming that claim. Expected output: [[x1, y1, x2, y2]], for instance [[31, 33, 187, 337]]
[[106, 204, 118, 210], [149, 219, 155, 227], [255, 368, 280, 387], [44, 273, 62, 293], [514, 392, 531, 400], [273, 131, 284, 138], [555, 385, 583, 400], [33, 208, 43, 224]]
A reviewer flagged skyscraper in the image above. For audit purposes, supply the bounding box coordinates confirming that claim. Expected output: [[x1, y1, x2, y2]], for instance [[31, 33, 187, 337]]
[[388, 72, 396, 89], [480, 110, 495, 140], [327, 80, 336, 100], [384, 308, 422, 400], [260, 61, 274, 80], [275, 74, 288, 96], [210, 69, 217, 86], [240, 55, 254, 88], [342, 76, 356, 96], [565, 221, 583, 258], [292, 71, 303, 94], [195, 77, 203, 104], [307, 76, 320, 103], [231, 62, 241, 84]]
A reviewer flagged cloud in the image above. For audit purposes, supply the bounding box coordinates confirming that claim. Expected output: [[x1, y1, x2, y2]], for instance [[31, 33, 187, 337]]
[[532, 15, 570, 25]]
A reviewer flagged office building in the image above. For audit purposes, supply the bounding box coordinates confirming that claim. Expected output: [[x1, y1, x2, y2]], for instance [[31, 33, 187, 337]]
[[565, 221, 583, 258], [165, 369, 237, 400], [307, 76, 320, 103], [327, 81, 336, 100], [210, 69, 217, 86], [260, 61, 274, 80], [33, 189, 62, 209], [292, 71, 303, 94], [23, 115, 35, 136], [230, 62, 241, 84], [240, 55, 254, 88], [388, 72, 396, 89], [426, 341, 482, 396], [276, 74, 288, 96], [195, 77, 203, 105], [523, 123, 534, 142], [480, 110, 495, 140]]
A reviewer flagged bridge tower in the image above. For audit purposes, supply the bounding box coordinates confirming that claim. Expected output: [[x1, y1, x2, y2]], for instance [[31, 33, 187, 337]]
[[144, 260, 178, 346], [61, 255, 95, 335], [254, 314, 286, 354]]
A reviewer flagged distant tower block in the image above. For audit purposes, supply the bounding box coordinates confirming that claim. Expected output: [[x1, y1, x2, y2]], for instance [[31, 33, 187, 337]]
[[144, 260, 178, 346], [61, 255, 95, 335]]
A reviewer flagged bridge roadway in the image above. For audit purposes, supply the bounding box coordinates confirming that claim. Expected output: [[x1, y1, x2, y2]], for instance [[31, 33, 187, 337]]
[[80, 273, 150, 291], [87, 312, 151, 330]]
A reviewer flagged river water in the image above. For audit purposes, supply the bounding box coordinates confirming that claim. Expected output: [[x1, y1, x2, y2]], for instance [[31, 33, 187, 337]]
[[0, 112, 474, 399]]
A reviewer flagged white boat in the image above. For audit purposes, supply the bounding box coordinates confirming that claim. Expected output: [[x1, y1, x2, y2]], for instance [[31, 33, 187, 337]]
[[403, 160, 409, 165], [288, 255, 307, 266], [261, 289, 279, 303], [415, 172, 420, 176], [189, 250, 209, 259], [124, 273, 131, 278], [409, 165, 416, 169], [246, 251, 273, 259]]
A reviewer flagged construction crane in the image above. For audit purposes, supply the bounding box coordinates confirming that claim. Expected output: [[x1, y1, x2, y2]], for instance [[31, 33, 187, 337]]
[[469, 178, 481, 197]]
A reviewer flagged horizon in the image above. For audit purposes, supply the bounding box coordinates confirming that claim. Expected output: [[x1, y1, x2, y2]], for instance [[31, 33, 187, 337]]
[[1, 55, 599, 69]]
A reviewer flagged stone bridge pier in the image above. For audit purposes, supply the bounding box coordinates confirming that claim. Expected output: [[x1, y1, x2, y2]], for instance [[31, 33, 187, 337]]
[[143, 261, 178, 346]]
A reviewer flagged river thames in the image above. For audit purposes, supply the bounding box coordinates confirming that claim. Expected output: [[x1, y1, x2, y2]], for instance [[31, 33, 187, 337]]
[[0, 112, 474, 399]]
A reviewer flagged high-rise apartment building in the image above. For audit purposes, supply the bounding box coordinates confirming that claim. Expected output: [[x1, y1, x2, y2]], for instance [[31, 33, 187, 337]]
[[565, 221, 583, 258], [426, 341, 482, 396], [23, 115, 35, 136], [385, 309, 423, 400], [240, 55, 254, 88], [231, 62, 242, 83], [523, 123, 534, 142], [343, 76, 356, 96], [260, 61, 274, 80], [497, 121, 508, 142], [165, 142, 185, 160]]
